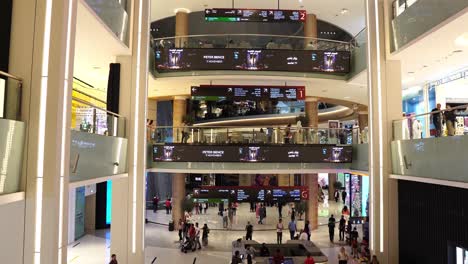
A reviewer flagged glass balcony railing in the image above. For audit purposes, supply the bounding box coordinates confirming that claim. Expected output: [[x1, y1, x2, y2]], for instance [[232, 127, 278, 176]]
[[84, 0, 129, 45], [152, 34, 351, 51], [71, 97, 126, 137], [0, 70, 23, 121], [393, 104, 468, 140], [148, 126, 359, 145]]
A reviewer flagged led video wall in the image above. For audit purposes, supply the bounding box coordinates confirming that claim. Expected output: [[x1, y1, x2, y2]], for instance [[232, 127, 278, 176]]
[[154, 48, 351, 74], [152, 144, 353, 163]]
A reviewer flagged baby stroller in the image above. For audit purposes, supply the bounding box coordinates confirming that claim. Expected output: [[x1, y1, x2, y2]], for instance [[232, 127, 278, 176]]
[[180, 237, 196, 253]]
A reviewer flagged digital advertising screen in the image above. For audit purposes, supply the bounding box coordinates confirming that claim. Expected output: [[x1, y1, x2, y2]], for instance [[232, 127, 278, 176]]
[[191, 85, 306, 101], [192, 186, 309, 203], [152, 144, 353, 163], [155, 48, 351, 74], [205, 8, 306, 23]]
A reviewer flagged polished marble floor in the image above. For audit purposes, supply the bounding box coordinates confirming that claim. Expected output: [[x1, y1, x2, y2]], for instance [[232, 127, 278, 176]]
[[68, 201, 357, 264]]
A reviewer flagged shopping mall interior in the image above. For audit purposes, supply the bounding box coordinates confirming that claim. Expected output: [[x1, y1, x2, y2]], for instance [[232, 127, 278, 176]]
[[1, 0, 468, 264]]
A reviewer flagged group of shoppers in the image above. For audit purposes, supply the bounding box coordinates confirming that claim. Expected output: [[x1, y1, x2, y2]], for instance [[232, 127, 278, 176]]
[[178, 220, 210, 251]]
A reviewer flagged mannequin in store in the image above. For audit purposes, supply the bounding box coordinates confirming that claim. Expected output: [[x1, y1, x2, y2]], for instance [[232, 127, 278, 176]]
[[401, 114, 410, 140], [361, 127, 369, 144], [296, 120, 302, 143], [412, 119, 422, 139]]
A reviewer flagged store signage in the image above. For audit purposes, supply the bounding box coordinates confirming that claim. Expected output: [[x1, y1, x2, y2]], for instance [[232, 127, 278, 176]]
[[205, 8, 306, 23], [154, 48, 351, 74], [152, 144, 353, 163], [192, 186, 309, 202], [191, 85, 305, 101]]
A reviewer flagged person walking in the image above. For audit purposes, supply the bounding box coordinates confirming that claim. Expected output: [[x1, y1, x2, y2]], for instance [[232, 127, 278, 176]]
[[328, 214, 336, 243], [152, 196, 159, 212], [276, 219, 284, 244], [288, 219, 297, 240], [228, 207, 234, 229], [245, 221, 253, 240], [431, 103, 442, 137], [258, 204, 265, 224], [304, 220, 311, 241], [304, 253, 315, 264], [341, 190, 347, 204], [109, 254, 118, 264], [188, 224, 196, 251], [203, 203, 208, 214], [338, 247, 349, 264], [339, 215, 346, 241], [165, 198, 171, 214], [334, 189, 340, 203], [194, 222, 202, 250], [223, 209, 228, 229], [219, 202, 225, 216], [231, 251, 243, 264], [290, 207, 296, 222], [278, 202, 283, 218], [246, 245, 256, 264], [178, 219, 184, 241], [202, 223, 209, 246]]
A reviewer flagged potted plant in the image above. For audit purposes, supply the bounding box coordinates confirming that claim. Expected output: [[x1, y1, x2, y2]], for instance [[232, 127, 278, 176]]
[[333, 181, 343, 190]]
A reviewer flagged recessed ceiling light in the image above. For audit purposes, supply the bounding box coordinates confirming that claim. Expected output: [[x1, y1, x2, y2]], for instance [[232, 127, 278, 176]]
[[422, 65, 428, 68], [455, 32, 468, 47], [452, 50, 463, 53], [402, 77, 415, 84], [344, 96, 351, 99], [93, 66, 101, 70], [340, 8, 349, 15], [322, 89, 328, 92], [174, 8, 191, 13], [407, 71, 415, 74]]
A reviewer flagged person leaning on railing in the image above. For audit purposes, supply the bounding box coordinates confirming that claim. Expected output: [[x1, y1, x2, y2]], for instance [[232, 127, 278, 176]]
[[444, 105, 457, 136], [431, 103, 442, 137]]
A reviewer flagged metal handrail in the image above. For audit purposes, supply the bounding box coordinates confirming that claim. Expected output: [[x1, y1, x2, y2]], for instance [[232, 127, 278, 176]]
[[72, 88, 107, 105], [393, 104, 468, 123], [150, 125, 357, 130], [72, 97, 123, 118], [153, 33, 351, 45], [0, 70, 23, 82]]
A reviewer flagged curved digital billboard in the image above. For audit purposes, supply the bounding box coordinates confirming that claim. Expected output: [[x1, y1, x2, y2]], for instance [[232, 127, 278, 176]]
[[154, 48, 351, 74]]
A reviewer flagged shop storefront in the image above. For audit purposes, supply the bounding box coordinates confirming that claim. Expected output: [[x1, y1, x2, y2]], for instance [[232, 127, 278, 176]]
[[402, 68, 468, 138]]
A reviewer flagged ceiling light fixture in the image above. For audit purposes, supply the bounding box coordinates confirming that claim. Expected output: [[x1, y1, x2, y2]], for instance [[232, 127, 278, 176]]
[[174, 8, 191, 14], [455, 32, 468, 47], [340, 8, 349, 15], [402, 77, 415, 84], [452, 50, 463, 53]]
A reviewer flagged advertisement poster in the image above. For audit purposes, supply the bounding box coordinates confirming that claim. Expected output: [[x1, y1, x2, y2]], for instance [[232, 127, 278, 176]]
[[254, 175, 278, 187]]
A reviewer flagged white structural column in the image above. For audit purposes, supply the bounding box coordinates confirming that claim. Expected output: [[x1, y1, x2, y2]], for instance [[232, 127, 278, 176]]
[[13, 0, 78, 263], [110, 0, 150, 262], [366, 0, 401, 263]]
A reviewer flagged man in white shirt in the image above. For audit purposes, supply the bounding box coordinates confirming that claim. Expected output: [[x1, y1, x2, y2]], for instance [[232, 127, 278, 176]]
[[299, 229, 308, 241]]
